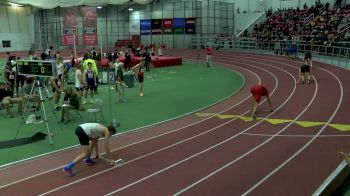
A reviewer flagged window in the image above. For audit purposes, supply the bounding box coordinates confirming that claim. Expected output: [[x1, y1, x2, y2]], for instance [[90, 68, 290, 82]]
[[2, 40, 11, 48]]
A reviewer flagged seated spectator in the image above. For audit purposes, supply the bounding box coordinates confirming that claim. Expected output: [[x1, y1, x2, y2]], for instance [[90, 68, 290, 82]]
[[60, 86, 82, 123], [0, 82, 23, 118], [22, 78, 41, 111], [3, 61, 15, 94]]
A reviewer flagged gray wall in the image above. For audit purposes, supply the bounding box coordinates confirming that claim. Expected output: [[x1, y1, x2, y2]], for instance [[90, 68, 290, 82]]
[[35, 0, 235, 50], [0, 5, 34, 52]]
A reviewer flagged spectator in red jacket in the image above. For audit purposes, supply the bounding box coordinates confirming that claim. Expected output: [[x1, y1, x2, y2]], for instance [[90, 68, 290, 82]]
[[205, 45, 213, 67]]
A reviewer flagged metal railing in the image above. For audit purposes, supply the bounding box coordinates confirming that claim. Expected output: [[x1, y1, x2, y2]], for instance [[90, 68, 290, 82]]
[[304, 13, 314, 24], [190, 37, 350, 68], [338, 22, 350, 33]]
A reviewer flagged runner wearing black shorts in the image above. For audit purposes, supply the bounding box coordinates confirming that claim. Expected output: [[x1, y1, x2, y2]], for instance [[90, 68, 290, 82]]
[[63, 123, 116, 176], [299, 60, 311, 84]]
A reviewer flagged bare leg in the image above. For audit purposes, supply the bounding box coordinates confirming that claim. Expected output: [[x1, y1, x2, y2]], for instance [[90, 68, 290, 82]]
[[297, 68, 301, 83], [2, 99, 12, 116], [72, 145, 90, 164], [139, 82, 143, 96], [251, 97, 258, 120], [301, 74, 305, 84], [266, 95, 272, 111], [307, 72, 311, 84]]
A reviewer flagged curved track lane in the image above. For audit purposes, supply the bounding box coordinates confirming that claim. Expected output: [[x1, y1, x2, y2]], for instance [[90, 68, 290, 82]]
[[0, 51, 349, 196]]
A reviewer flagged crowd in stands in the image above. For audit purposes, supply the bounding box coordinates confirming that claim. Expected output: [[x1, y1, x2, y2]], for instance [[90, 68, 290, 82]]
[[249, 0, 350, 46]]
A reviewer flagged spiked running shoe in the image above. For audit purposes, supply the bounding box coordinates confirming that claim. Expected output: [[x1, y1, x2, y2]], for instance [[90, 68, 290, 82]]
[[63, 167, 74, 176], [84, 158, 96, 165]]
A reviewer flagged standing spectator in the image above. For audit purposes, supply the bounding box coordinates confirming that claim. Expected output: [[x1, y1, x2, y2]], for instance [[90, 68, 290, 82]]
[[115, 62, 127, 102], [157, 45, 163, 57], [132, 61, 144, 97], [56, 57, 65, 88], [75, 64, 86, 104], [124, 50, 131, 71], [91, 47, 97, 60], [250, 84, 273, 120], [6, 52, 13, 61], [142, 47, 151, 71], [13, 59, 25, 96], [274, 39, 282, 55], [3, 61, 15, 94], [70, 51, 76, 68], [205, 45, 213, 67], [113, 49, 119, 61], [51, 74, 62, 111], [83, 58, 99, 94], [83, 62, 96, 104]]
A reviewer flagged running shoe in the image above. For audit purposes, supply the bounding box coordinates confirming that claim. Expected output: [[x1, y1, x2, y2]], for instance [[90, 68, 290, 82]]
[[84, 158, 96, 165], [63, 167, 74, 176]]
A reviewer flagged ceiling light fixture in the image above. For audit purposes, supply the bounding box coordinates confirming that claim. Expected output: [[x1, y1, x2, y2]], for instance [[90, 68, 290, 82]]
[[128, 8, 133, 11], [9, 2, 22, 7], [97, 5, 102, 9]]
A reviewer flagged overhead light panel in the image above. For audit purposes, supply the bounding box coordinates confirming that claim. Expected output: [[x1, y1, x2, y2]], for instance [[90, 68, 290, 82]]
[[97, 5, 102, 9], [9, 2, 23, 7], [128, 8, 133, 11]]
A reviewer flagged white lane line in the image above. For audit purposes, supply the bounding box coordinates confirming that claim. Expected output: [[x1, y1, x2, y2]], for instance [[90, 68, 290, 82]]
[[104, 59, 299, 195], [242, 133, 350, 138], [242, 66, 344, 196], [0, 64, 254, 190], [173, 55, 305, 195], [0, 61, 244, 171], [38, 61, 276, 195]]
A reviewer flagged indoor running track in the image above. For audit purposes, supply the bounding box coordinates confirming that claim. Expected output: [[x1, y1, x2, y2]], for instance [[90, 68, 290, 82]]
[[0, 51, 350, 196]]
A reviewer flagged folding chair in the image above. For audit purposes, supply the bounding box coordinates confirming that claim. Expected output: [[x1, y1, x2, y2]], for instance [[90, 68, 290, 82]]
[[86, 99, 104, 122]]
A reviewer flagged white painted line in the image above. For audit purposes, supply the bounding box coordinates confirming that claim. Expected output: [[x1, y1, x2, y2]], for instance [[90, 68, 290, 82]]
[[242, 132, 350, 138], [0, 63, 244, 171], [0, 64, 253, 190], [243, 66, 344, 195], [173, 54, 303, 195], [38, 60, 275, 195], [105, 58, 299, 195]]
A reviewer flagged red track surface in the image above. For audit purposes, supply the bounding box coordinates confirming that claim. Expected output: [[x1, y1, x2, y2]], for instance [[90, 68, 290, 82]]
[[1, 50, 350, 195]]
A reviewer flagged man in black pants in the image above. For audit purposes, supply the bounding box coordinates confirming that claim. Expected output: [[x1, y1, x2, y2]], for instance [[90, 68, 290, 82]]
[[142, 47, 151, 71]]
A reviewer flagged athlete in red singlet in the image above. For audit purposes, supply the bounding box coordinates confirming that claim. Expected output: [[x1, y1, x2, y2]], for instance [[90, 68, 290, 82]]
[[250, 84, 273, 120]]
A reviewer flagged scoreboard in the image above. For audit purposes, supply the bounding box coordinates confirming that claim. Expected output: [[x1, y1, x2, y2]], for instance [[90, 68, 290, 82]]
[[16, 60, 57, 77]]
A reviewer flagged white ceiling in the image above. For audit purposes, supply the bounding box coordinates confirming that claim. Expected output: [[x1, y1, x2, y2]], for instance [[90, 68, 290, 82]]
[[7, 0, 154, 9]]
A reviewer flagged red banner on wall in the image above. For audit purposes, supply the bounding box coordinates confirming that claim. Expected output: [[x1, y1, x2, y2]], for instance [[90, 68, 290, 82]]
[[62, 8, 78, 46], [82, 7, 98, 46], [162, 18, 173, 34]]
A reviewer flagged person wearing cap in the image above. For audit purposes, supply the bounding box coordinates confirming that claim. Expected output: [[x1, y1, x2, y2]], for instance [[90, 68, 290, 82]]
[[250, 84, 273, 120], [63, 123, 116, 176]]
